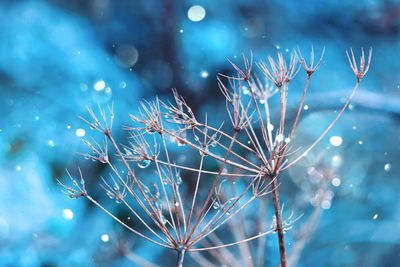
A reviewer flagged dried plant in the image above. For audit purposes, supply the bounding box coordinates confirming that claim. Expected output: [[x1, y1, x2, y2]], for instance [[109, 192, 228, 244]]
[[213, 47, 371, 267], [192, 162, 339, 267], [59, 47, 371, 267]]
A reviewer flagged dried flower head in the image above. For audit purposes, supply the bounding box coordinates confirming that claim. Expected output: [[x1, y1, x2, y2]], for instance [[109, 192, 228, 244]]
[[296, 46, 325, 76], [346, 47, 372, 81], [257, 52, 300, 87]]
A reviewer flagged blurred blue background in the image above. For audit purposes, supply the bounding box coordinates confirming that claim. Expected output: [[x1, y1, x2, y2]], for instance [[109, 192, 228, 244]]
[[1, 0, 399, 266]]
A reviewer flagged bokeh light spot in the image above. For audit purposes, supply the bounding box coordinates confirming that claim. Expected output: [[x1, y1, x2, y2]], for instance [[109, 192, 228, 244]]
[[76, 128, 85, 137], [188, 5, 206, 22], [332, 177, 341, 187], [62, 209, 74, 220], [94, 80, 105, 91], [330, 136, 342, 147], [115, 44, 139, 68], [101, 234, 109, 242]]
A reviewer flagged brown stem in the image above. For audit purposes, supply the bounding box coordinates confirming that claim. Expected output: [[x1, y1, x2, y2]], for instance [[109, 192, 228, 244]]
[[271, 176, 287, 267], [184, 131, 239, 244]]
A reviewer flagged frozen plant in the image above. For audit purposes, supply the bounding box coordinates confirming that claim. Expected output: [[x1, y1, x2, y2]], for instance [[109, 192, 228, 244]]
[[59, 47, 371, 267]]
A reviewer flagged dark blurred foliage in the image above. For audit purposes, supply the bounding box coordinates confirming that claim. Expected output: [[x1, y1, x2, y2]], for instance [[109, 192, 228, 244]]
[[0, 0, 399, 266]]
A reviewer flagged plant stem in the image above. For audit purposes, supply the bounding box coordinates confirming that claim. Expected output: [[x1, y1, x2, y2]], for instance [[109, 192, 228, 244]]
[[271, 177, 287, 267], [177, 249, 185, 267]]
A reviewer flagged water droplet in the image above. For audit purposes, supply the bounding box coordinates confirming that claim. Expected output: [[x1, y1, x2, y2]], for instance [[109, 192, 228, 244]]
[[213, 202, 220, 209], [119, 81, 127, 88], [276, 134, 284, 142], [67, 189, 75, 194], [242, 86, 250, 95], [331, 177, 341, 187], [138, 159, 151, 168], [177, 176, 182, 185], [270, 215, 277, 231], [100, 155, 109, 163], [259, 99, 265, 104], [321, 200, 331, 209], [115, 199, 121, 204], [175, 202, 180, 207], [107, 192, 114, 199], [16, 165, 21, 172], [161, 215, 167, 224], [384, 163, 391, 172], [124, 148, 133, 156], [199, 146, 209, 156], [373, 214, 378, 220], [267, 123, 274, 131], [303, 105, 309, 110]]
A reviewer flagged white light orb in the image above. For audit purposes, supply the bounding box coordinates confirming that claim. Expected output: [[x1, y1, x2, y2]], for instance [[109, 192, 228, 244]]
[[188, 5, 206, 22], [62, 209, 74, 220], [330, 136, 342, 147]]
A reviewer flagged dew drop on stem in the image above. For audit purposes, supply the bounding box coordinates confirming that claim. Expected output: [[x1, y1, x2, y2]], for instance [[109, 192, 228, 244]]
[[242, 86, 250, 95], [199, 146, 209, 157], [384, 163, 391, 172], [138, 159, 151, 168]]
